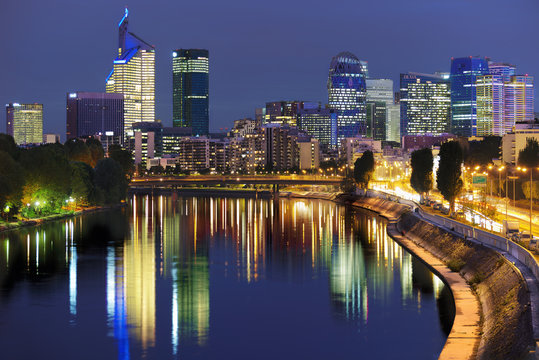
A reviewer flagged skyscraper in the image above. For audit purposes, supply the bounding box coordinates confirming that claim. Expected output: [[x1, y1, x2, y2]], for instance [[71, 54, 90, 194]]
[[66, 92, 124, 142], [106, 8, 155, 139], [366, 79, 394, 140], [327, 52, 367, 142], [476, 61, 534, 136], [297, 107, 338, 149], [400, 72, 451, 137], [450, 57, 489, 136], [172, 49, 209, 136], [504, 75, 534, 129], [5, 103, 43, 145], [476, 75, 505, 136]]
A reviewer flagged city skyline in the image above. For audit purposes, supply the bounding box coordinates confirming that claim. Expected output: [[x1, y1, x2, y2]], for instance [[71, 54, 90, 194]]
[[1, 0, 538, 138]]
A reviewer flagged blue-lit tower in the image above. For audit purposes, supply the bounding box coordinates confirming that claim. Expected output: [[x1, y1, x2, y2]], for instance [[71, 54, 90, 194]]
[[450, 57, 489, 136], [106, 8, 156, 140], [327, 52, 367, 142]]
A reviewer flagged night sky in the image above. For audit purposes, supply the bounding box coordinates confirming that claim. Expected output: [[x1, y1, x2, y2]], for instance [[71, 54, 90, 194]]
[[1, 0, 538, 138]]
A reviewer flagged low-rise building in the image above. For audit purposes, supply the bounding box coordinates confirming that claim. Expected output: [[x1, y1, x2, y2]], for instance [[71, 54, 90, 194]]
[[502, 126, 539, 165]]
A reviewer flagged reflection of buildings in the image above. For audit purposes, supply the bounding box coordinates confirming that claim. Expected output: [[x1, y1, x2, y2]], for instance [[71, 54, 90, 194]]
[[107, 195, 156, 356], [158, 196, 210, 352]]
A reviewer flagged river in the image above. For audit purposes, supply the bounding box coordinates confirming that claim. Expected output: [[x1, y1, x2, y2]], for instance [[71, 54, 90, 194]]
[[0, 195, 454, 359]]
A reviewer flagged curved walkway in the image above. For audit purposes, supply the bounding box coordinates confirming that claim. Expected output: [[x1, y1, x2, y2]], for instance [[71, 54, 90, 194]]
[[388, 223, 481, 360]]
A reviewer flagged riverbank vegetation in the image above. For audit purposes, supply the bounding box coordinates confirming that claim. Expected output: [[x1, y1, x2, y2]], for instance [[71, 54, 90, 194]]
[[0, 135, 133, 221]]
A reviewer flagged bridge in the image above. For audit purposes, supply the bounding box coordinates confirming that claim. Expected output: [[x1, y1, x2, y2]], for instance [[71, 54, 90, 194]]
[[130, 175, 342, 193]]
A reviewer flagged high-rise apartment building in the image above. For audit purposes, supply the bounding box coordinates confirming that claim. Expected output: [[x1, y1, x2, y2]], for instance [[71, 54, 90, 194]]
[[327, 52, 367, 142], [6, 103, 43, 145], [106, 8, 155, 139], [66, 92, 124, 142], [450, 57, 489, 136], [400, 72, 451, 136], [172, 49, 209, 135]]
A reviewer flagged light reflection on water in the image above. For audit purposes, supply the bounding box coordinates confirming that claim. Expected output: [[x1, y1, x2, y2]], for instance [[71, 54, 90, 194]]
[[0, 196, 454, 359]]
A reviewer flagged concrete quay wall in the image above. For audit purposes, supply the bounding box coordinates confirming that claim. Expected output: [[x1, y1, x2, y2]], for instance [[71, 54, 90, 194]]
[[341, 195, 534, 360]]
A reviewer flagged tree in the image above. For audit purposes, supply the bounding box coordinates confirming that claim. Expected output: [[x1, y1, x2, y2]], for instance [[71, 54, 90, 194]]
[[465, 136, 501, 165], [86, 138, 104, 167], [0, 151, 24, 219], [410, 148, 434, 201], [70, 161, 95, 206], [437, 141, 464, 215], [518, 138, 539, 169], [94, 158, 127, 205], [65, 138, 92, 166], [108, 144, 135, 179], [522, 181, 539, 200], [19, 145, 72, 215], [0, 134, 20, 160], [353, 151, 375, 189]]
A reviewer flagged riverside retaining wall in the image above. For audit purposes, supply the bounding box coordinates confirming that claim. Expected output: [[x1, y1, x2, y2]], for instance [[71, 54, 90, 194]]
[[342, 195, 534, 360]]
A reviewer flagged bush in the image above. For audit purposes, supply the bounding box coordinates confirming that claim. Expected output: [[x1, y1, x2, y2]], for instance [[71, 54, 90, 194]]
[[446, 258, 465, 272]]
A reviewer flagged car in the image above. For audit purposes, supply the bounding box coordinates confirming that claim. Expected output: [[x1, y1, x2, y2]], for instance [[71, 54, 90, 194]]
[[441, 207, 450, 215], [433, 203, 442, 210]]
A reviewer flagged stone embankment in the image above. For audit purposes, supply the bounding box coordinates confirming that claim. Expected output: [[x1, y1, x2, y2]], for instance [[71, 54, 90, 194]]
[[340, 194, 534, 360]]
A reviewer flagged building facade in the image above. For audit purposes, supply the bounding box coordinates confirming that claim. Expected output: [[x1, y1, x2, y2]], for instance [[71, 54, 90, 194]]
[[328, 52, 367, 142], [6, 103, 43, 145], [501, 127, 539, 165], [172, 49, 209, 135], [450, 57, 489, 136], [297, 108, 337, 149], [400, 72, 451, 137], [476, 60, 534, 136], [264, 101, 319, 126], [66, 92, 124, 142], [106, 8, 155, 139]]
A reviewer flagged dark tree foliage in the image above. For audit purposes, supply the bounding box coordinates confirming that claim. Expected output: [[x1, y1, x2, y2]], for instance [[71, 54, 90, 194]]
[[437, 141, 464, 215], [353, 151, 375, 189], [108, 144, 135, 179], [94, 158, 127, 205], [20, 145, 72, 212], [70, 161, 95, 205], [0, 134, 20, 160], [465, 136, 502, 165], [85, 138, 104, 167], [0, 151, 24, 218], [410, 148, 433, 199], [65, 138, 92, 166], [518, 138, 539, 169]]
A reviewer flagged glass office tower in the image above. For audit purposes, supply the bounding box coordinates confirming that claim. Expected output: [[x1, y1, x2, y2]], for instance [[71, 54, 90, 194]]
[[172, 49, 209, 136], [400, 72, 451, 137], [327, 52, 367, 142], [106, 8, 155, 139], [450, 57, 489, 136], [6, 103, 43, 145]]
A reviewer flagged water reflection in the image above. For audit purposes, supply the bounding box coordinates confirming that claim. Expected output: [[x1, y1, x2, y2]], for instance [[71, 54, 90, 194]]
[[0, 196, 454, 360]]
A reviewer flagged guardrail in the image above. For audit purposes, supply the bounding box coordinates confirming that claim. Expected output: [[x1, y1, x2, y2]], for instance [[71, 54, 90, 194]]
[[365, 189, 539, 280]]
